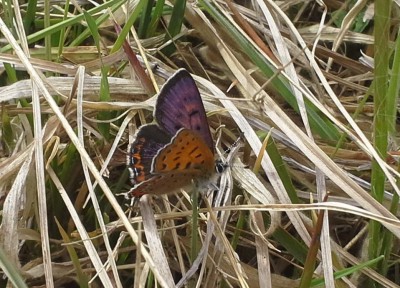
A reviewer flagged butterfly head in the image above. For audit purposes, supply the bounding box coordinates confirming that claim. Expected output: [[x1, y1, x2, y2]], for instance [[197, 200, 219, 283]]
[[215, 159, 228, 174]]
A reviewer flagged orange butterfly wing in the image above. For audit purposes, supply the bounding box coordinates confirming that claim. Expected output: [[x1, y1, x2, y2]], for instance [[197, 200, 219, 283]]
[[129, 129, 215, 197]]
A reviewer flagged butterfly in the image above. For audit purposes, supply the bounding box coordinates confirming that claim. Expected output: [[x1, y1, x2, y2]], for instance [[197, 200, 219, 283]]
[[127, 69, 225, 198]]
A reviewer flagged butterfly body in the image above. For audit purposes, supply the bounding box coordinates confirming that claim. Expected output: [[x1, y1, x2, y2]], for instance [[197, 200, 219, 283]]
[[127, 69, 220, 198]]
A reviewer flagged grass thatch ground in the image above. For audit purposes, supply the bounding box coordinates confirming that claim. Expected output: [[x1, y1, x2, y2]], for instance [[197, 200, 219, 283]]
[[1, 0, 400, 287]]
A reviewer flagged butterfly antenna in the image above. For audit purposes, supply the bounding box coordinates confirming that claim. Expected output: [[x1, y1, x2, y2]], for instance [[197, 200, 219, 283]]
[[213, 132, 244, 173], [221, 133, 249, 169], [223, 132, 244, 155]]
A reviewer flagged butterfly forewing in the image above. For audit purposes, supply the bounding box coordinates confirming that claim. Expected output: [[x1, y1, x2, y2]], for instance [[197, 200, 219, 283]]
[[128, 172, 199, 197], [154, 69, 214, 153]]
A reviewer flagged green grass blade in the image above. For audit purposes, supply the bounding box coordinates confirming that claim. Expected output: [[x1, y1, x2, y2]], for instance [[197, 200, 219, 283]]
[[70, 3, 125, 47], [264, 135, 299, 203], [55, 218, 89, 288], [83, 10, 111, 140], [0, 247, 28, 288], [83, 11, 102, 51], [147, 0, 166, 37], [311, 256, 384, 287], [230, 209, 246, 250], [138, 0, 155, 38], [2, 0, 13, 31], [369, 0, 392, 283], [273, 227, 308, 264], [387, 27, 400, 134], [3, 63, 18, 83], [57, 0, 70, 59], [162, 0, 186, 55], [59, 143, 78, 185], [0, 0, 126, 53], [200, 0, 340, 141], [110, 0, 147, 53], [1, 106, 14, 153], [44, 0, 51, 62], [23, 0, 38, 36], [98, 66, 112, 140]]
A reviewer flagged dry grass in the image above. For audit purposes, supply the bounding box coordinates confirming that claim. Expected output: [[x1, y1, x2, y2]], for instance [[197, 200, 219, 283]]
[[1, 1, 400, 287]]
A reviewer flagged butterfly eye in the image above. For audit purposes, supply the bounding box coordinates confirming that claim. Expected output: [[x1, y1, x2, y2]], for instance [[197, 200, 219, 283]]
[[215, 160, 227, 173]]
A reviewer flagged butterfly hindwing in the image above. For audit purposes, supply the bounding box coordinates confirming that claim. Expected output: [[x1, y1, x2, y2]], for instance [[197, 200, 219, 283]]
[[128, 172, 198, 197], [128, 124, 171, 185]]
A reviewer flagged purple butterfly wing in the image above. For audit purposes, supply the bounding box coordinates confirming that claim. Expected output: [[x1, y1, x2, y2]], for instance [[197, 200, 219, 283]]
[[154, 69, 214, 153], [128, 124, 171, 185]]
